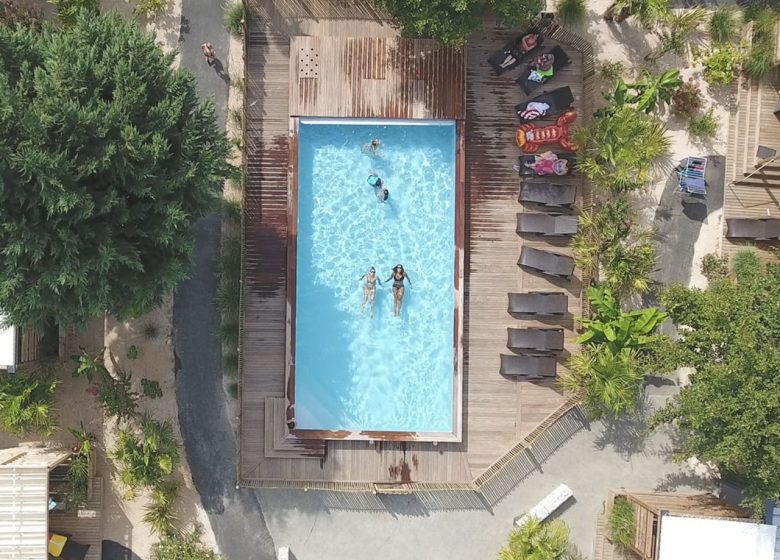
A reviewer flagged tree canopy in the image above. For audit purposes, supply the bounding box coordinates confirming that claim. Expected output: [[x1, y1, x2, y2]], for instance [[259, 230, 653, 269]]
[[0, 11, 232, 328], [498, 517, 581, 560], [375, 0, 543, 45], [652, 251, 780, 511]]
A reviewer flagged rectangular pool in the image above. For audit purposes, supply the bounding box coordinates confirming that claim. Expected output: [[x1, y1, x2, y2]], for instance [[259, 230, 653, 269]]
[[287, 118, 464, 441]]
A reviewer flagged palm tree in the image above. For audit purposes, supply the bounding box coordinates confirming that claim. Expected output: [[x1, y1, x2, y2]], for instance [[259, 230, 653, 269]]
[[572, 196, 634, 278], [604, 0, 670, 26], [645, 8, 709, 62], [601, 228, 657, 299], [576, 105, 671, 193], [499, 517, 580, 560], [112, 413, 180, 493], [0, 371, 59, 437], [560, 347, 644, 419]]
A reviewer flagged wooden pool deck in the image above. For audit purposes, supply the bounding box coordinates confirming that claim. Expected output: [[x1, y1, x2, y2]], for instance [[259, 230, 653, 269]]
[[723, 68, 780, 261], [239, 6, 593, 491]]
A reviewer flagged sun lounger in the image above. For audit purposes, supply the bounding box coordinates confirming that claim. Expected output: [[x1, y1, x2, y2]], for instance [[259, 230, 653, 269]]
[[517, 153, 577, 177], [519, 182, 576, 207], [500, 354, 557, 378], [517, 46, 572, 95], [517, 213, 578, 236], [508, 292, 567, 316], [507, 327, 564, 353], [518, 246, 575, 279], [515, 484, 574, 527], [726, 218, 780, 240], [488, 33, 544, 75], [515, 87, 575, 122]]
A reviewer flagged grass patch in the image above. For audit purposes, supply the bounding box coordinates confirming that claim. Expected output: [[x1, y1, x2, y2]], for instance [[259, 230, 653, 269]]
[[600, 61, 624, 84], [709, 7, 736, 44], [227, 382, 238, 399], [608, 497, 636, 548], [223, 0, 245, 37], [141, 378, 163, 399], [223, 352, 239, 377], [557, 0, 585, 25], [688, 108, 719, 139], [228, 107, 243, 130]]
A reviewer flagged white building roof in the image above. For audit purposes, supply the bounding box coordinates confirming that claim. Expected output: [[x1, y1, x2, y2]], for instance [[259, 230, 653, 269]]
[[659, 514, 777, 560], [0, 316, 16, 370], [0, 465, 48, 560]]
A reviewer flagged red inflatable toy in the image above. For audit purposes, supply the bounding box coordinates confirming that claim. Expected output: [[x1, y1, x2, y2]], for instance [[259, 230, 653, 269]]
[[516, 111, 578, 153]]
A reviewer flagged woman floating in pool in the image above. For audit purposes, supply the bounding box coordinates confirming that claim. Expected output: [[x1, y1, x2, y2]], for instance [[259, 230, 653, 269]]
[[363, 139, 382, 156], [386, 264, 412, 317], [359, 266, 381, 318]]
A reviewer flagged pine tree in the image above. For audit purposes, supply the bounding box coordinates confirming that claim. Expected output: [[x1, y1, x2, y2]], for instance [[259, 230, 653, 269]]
[[0, 11, 233, 328]]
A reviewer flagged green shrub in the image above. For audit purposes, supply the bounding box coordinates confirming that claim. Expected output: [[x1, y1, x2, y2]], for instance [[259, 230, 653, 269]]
[[218, 320, 239, 349], [151, 526, 222, 560], [709, 7, 736, 44], [49, 0, 99, 26], [223, 0, 245, 36], [143, 480, 179, 536], [608, 497, 636, 548], [600, 61, 624, 84], [112, 413, 180, 492], [557, 0, 585, 25], [0, 372, 59, 437], [142, 378, 163, 399], [672, 80, 703, 118], [222, 198, 242, 222], [97, 367, 139, 422], [227, 382, 238, 399], [701, 253, 729, 280], [72, 347, 106, 383], [134, 0, 166, 16], [127, 345, 139, 360], [223, 352, 239, 378], [732, 248, 761, 282], [702, 44, 742, 86], [688, 108, 719, 139], [744, 43, 775, 79], [228, 107, 243, 130]]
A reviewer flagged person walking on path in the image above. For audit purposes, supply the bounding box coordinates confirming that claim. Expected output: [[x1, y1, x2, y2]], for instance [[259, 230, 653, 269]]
[[201, 42, 216, 66]]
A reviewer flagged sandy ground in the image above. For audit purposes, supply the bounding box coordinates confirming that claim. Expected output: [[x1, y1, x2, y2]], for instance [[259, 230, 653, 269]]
[[556, 0, 730, 289]]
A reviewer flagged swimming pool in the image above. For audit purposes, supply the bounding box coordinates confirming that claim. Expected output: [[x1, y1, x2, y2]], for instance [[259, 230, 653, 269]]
[[289, 118, 463, 440]]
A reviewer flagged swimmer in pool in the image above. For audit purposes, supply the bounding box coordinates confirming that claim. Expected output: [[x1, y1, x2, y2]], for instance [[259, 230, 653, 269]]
[[363, 139, 382, 156], [385, 264, 411, 317], [359, 266, 381, 318], [377, 188, 389, 203]]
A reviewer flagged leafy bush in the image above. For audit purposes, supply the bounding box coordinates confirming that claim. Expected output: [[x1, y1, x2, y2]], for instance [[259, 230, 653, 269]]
[[49, 0, 99, 26], [97, 367, 139, 422], [223, 352, 239, 378], [142, 378, 163, 399], [134, 0, 166, 16], [228, 107, 242, 130], [702, 44, 742, 86], [112, 413, 180, 493], [709, 7, 736, 44], [672, 80, 703, 118], [227, 382, 238, 399], [744, 43, 775, 79], [72, 347, 106, 383], [688, 108, 719, 139], [557, 0, 586, 25], [223, 0, 244, 36], [608, 497, 636, 548], [143, 480, 179, 536], [151, 526, 222, 560], [700, 253, 729, 280], [600, 61, 625, 84], [732, 248, 761, 281], [66, 425, 94, 508], [0, 372, 59, 437], [127, 345, 139, 360]]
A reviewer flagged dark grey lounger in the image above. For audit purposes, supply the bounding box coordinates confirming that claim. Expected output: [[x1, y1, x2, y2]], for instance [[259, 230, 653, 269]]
[[508, 292, 567, 316], [518, 246, 575, 279], [500, 354, 557, 378], [507, 327, 564, 353], [517, 213, 578, 236], [726, 218, 780, 240], [519, 183, 576, 207]]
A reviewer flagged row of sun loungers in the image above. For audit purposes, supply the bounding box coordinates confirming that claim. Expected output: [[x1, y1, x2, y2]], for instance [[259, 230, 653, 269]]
[[507, 327, 564, 353], [508, 292, 567, 316], [518, 246, 575, 279], [500, 354, 557, 378], [726, 218, 780, 240]]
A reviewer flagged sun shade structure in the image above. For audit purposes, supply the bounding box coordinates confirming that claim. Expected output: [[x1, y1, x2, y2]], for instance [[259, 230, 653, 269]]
[[507, 292, 567, 316], [658, 515, 776, 560], [516, 213, 578, 236], [0, 446, 71, 560]]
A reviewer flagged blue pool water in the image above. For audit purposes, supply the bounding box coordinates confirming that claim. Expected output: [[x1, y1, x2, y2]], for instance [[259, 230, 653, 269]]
[[295, 118, 457, 433]]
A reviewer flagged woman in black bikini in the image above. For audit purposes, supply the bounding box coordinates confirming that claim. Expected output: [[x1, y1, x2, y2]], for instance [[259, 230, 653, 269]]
[[385, 264, 412, 317]]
